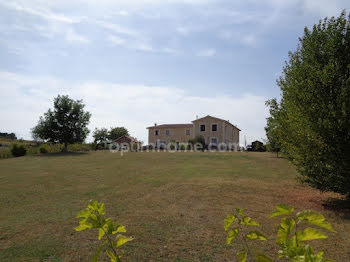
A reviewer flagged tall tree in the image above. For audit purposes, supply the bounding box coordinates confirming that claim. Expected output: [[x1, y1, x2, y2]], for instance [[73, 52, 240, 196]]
[[272, 11, 350, 197], [32, 95, 91, 151], [108, 127, 129, 141], [265, 99, 282, 157], [93, 128, 109, 144], [92, 128, 109, 150]]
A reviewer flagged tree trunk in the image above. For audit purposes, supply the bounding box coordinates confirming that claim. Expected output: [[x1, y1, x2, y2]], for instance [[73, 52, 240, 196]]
[[64, 142, 68, 152], [277, 151, 279, 158]]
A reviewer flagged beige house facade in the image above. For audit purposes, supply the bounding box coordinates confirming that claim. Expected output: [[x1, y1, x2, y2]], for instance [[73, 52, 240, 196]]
[[147, 115, 240, 149]]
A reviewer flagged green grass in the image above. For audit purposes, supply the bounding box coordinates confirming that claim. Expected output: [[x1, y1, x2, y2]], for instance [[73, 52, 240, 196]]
[[0, 151, 349, 261]]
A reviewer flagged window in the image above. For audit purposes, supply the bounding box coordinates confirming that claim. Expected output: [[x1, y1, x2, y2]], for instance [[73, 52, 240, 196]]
[[186, 129, 190, 135], [166, 129, 170, 135], [211, 137, 218, 145], [155, 130, 159, 136], [200, 124, 206, 131], [212, 124, 217, 131]]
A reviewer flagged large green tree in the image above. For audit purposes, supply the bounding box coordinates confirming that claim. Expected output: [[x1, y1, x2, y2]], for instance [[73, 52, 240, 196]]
[[32, 95, 91, 151], [265, 99, 282, 157], [92, 128, 109, 144], [108, 127, 129, 141], [270, 11, 350, 197]]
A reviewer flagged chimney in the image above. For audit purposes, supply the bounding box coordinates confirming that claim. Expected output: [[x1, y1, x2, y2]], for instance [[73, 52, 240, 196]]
[[196, 115, 198, 119], [154, 123, 157, 126]]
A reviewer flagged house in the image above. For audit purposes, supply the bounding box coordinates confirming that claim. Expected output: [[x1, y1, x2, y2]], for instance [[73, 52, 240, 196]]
[[147, 115, 240, 150], [114, 135, 140, 151]]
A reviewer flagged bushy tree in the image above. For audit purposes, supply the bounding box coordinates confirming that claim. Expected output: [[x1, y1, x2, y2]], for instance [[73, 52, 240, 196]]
[[108, 127, 129, 141], [265, 99, 282, 157], [0, 132, 17, 140], [271, 11, 350, 197], [92, 128, 109, 149], [32, 95, 91, 152], [11, 144, 27, 157]]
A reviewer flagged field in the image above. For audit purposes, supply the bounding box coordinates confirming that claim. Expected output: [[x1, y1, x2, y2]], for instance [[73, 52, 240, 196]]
[[0, 151, 349, 261]]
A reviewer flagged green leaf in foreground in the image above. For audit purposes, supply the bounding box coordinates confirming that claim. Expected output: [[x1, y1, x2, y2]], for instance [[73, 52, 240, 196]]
[[226, 228, 239, 244], [297, 227, 327, 241], [277, 217, 295, 244], [269, 204, 294, 218], [237, 250, 248, 262], [246, 230, 268, 240], [224, 214, 236, 231], [240, 216, 260, 226], [297, 210, 336, 232], [115, 235, 134, 248]]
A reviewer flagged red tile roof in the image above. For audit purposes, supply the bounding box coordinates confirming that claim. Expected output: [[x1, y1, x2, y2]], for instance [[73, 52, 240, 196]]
[[147, 124, 193, 129]]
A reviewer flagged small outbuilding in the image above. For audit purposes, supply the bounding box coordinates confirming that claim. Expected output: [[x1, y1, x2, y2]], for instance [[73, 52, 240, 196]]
[[114, 135, 141, 151]]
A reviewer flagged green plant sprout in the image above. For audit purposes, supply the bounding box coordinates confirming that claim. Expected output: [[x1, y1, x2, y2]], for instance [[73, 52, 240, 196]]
[[75, 200, 133, 262], [225, 204, 336, 262]]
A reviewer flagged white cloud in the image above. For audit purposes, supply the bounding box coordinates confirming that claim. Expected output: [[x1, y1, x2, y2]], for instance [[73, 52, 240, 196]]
[[160, 47, 181, 54], [65, 28, 89, 43], [0, 71, 268, 144], [107, 35, 126, 45], [0, 1, 83, 24], [176, 26, 191, 35], [133, 43, 154, 52], [196, 48, 216, 57]]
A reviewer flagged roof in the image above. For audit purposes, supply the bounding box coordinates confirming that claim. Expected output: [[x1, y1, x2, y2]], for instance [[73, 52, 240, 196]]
[[192, 115, 241, 131], [114, 135, 139, 143], [147, 124, 193, 129]]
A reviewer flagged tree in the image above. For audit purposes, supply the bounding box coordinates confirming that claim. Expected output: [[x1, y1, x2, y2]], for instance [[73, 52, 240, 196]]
[[265, 99, 282, 157], [272, 11, 350, 197], [0, 132, 17, 140], [108, 127, 129, 141], [32, 95, 91, 152], [92, 128, 109, 146]]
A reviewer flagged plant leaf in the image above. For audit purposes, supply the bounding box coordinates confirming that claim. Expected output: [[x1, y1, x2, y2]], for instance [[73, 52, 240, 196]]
[[106, 250, 117, 262], [269, 204, 294, 218], [296, 210, 336, 232], [75, 223, 92, 231], [98, 228, 105, 240], [297, 227, 327, 241], [113, 224, 126, 234], [235, 207, 245, 216], [115, 235, 133, 248], [246, 230, 268, 240], [256, 254, 273, 262], [237, 250, 248, 262], [277, 217, 295, 244], [76, 209, 90, 218], [240, 216, 260, 226], [224, 214, 236, 231], [226, 228, 239, 244]]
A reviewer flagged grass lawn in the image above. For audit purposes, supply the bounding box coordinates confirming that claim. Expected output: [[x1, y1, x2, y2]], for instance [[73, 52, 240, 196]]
[[0, 151, 349, 261]]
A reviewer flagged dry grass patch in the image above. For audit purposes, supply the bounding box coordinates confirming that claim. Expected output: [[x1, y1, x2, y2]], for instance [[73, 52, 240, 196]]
[[0, 151, 349, 261]]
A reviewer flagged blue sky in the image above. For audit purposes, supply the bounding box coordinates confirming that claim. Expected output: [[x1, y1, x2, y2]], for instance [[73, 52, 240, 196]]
[[0, 0, 349, 144]]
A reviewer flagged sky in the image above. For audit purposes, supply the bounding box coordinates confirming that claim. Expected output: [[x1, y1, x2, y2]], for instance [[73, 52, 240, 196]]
[[0, 0, 349, 145]]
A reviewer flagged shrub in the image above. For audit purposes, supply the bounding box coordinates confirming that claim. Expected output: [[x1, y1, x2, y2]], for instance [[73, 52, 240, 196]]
[[39, 145, 49, 153], [0, 150, 11, 159], [11, 144, 27, 157]]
